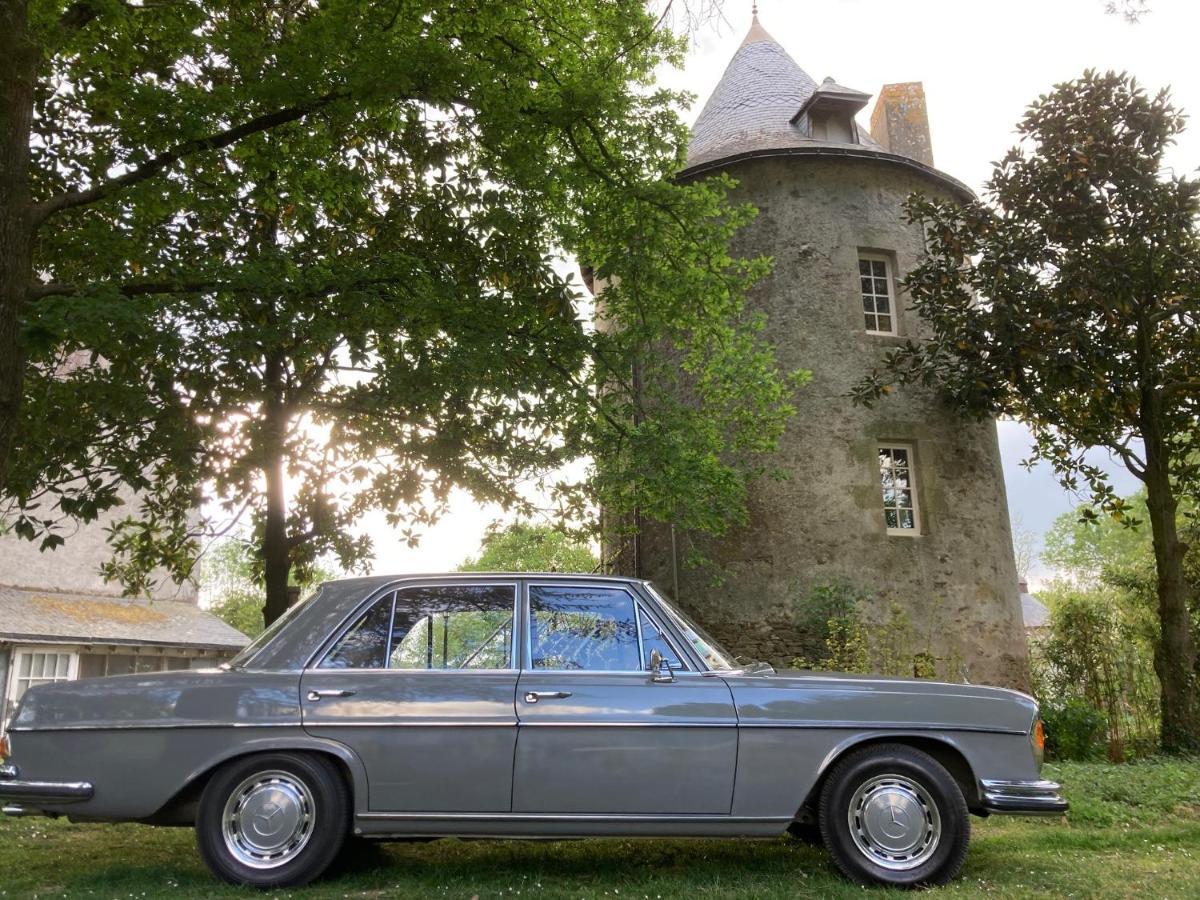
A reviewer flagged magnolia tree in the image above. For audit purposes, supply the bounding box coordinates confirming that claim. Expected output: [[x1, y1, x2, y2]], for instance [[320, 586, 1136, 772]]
[[855, 71, 1200, 751], [458, 523, 598, 574], [2, 1, 799, 628]]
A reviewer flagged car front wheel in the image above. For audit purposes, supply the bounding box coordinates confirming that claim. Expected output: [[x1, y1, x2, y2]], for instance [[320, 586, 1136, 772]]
[[196, 752, 349, 888], [818, 743, 970, 887]]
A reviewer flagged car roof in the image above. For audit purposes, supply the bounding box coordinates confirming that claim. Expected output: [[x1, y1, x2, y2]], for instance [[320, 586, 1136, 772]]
[[318, 572, 648, 589]]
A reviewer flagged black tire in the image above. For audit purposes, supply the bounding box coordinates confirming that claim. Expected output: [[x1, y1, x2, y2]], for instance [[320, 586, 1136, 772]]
[[818, 743, 970, 888], [196, 752, 349, 888]]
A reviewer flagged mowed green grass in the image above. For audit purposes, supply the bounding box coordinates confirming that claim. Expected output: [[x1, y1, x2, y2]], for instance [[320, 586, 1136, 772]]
[[1, 759, 1198, 899]]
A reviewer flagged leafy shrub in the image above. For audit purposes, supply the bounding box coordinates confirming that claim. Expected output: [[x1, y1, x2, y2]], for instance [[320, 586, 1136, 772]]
[[790, 582, 963, 680], [1031, 585, 1159, 759], [1040, 697, 1108, 761]]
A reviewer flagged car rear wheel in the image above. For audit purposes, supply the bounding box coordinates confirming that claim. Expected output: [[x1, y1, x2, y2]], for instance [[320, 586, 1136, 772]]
[[196, 752, 349, 888], [818, 743, 969, 887]]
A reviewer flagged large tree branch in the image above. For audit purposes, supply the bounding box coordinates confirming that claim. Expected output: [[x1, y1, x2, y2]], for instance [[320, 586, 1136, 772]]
[[30, 271, 405, 303], [31, 90, 345, 226], [1162, 378, 1200, 398], [29, 279, 235, 300]]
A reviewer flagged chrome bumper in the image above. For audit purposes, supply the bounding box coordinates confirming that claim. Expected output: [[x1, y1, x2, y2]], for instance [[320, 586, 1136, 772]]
[[0, 763, 93, 811], [980, 779, 1068, 815]]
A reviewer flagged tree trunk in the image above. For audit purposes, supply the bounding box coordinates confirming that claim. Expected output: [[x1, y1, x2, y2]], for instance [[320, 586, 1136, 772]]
[[0, 1, 36, 488], [1143, 436, 1200, 753], [261, 352, 291, 628]]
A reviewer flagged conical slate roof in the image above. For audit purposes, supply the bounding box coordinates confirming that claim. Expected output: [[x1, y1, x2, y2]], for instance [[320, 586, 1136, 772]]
[[684, 16, 882, 172]]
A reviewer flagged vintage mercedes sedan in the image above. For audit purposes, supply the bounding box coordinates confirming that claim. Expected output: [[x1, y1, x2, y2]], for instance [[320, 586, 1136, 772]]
[[0, 574, 1065, 888]]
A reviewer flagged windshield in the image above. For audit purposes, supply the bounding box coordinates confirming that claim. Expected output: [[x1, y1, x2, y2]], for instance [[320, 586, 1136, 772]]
[[225, 588, 318, 669], [644, 584, 738, 671]]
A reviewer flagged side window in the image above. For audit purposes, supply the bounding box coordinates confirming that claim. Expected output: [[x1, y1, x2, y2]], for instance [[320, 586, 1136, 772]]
[[389, 585, 515, 670], [529, 585, 640, 671], [320, 593, 396, 669], [319, 585, 515, 670], [638, 606, 687, 671]]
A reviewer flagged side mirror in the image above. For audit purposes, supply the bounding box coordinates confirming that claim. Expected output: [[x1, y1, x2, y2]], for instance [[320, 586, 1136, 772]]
[[650, 649, 675, 683]]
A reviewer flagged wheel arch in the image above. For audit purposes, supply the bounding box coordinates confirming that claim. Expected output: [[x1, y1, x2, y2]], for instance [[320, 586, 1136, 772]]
[[146, 735, 367, 825], [801, 732, 982, 816]]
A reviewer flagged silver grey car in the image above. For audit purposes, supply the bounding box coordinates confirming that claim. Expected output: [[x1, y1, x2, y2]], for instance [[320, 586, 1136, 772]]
[[0, 574, 1065, 888]]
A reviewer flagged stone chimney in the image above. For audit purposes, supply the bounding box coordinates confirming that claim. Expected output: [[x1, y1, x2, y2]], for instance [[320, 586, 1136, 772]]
[[870, 82, 934, 167]]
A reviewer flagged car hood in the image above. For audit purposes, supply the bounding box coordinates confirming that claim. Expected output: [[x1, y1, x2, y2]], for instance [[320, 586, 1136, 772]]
[[719, 668, 1038, 735]]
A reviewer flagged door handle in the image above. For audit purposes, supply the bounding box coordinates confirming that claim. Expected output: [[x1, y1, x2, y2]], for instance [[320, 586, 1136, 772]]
[[306, 689, 356, 701], [523, 691, 573, 704]]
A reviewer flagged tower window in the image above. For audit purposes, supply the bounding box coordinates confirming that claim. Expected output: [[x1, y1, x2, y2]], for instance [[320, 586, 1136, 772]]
[[859, 254, 896, 334], [878, 445, 920, 535]]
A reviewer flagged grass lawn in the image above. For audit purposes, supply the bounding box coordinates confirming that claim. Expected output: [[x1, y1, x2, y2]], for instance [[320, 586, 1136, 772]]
[[1, 758, 1198, 898]]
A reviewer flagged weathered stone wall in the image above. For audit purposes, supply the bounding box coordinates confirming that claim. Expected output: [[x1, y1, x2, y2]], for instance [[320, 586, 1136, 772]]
[[638, 154, 1029, 690]]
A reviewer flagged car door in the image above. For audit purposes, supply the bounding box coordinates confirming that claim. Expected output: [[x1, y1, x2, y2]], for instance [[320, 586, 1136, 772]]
[[512, 581, 738, 815], [301, 580, 519, 813]]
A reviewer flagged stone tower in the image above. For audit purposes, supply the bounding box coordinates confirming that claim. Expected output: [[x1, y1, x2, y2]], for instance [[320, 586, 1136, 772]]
[[633, 15, 1029, 689]]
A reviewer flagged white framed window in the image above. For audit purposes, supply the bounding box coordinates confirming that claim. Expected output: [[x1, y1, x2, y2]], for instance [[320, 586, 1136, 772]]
[[7, 647, 78, 707], [878, 445, 920, 535], [859, 254, 897, 335]]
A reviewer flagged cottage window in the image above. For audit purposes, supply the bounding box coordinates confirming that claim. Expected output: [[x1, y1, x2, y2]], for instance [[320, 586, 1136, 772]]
[[10, 649, 77, 704], [879, 445, 920, 534], [859, 254, 896, 334]]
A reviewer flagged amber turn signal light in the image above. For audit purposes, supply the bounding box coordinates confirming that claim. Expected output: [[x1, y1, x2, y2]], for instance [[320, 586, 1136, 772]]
[[1031, 718, 1046, 770], [0, 733, 9, 761]]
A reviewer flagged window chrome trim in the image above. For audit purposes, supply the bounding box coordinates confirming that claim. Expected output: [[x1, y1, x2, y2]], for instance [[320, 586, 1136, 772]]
[[524, 581, 675, 674], [639, 584, 734, 672], [307, 582, 520, 673], [634, 600, 689, 672]]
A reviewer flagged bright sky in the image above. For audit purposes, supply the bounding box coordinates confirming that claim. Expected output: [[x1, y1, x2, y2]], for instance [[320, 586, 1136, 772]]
[[361, 0, 1194, 583]]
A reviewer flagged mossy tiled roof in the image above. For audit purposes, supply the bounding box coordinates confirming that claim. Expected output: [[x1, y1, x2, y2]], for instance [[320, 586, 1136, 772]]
[[0, 585, 249, 649]]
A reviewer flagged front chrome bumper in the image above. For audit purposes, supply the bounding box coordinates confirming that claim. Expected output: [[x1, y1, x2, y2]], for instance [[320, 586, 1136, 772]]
[[0, 763, 93, 813], [980, 779, 1068, 815]]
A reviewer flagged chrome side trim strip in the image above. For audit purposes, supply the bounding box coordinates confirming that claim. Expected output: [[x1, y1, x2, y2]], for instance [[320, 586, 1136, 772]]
[[304, 721, 519, 728], [11, 721, 1023, 734], [516, 721, 737, 728], [738, 721, 1027, 735], [8, 722, 302, 733], [357, 812, 792, 822]]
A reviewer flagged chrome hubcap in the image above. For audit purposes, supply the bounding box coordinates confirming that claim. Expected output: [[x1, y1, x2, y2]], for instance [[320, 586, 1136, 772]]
[[847, 773, 941, 870], [221, 770, 315, 869]]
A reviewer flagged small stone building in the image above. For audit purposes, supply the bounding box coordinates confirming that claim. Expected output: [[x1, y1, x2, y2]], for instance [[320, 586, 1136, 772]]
[[0, 495, 247, 734], [625, 14, 1029, 688]]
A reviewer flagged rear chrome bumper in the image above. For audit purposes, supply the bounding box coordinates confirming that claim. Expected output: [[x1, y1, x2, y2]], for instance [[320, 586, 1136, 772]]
[[980, 779, 1068, 815], [0, 763, 93, 812]]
